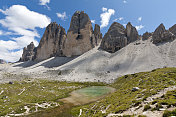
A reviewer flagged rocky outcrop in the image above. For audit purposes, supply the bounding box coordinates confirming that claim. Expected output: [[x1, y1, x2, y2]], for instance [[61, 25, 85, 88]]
[[0, 59, 6, 64], [19, 42, 36, 62], [100, 22, 138, 53], [142, 32, 152, 40], [169, 24, 176, 36], [126, 22, 138, 43], [93, 24, 102, 46], [63, 11, 96, 57], [152, 23, 175, 44], [100, 22, 128, 53], [34, 22, 66, 61]]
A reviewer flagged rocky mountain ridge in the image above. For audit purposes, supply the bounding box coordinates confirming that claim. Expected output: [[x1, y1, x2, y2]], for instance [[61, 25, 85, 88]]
[[20, 11, 176, 62], [20, 11, 102, 61]]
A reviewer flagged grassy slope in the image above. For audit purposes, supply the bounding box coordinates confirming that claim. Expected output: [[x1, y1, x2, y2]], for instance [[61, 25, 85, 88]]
[[71, 68, 176, 117], [0, 79, 105, 116]]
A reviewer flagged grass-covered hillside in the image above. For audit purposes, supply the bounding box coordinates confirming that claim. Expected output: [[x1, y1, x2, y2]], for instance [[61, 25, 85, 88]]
[[1, 67, 176, 117], [71, 68, 176, 117], [0, 79, 104, 116]]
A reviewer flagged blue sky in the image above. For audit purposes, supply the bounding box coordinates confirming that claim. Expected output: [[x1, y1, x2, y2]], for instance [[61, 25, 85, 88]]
[[0, 0, 176, 62]]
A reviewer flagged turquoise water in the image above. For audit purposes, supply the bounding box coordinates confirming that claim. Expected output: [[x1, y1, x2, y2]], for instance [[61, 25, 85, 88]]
[[75, 86, 114, 98]]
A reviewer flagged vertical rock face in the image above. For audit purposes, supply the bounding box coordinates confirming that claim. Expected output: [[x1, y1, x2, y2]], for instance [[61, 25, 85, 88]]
[[142, 32, 152, 40], [100, 22, 128, 53], [63, 11, 96, 57], [152, 23, 175, 44], [34, 22, 66, 61], [19, 42, 36, 62], [93, 24, 102, 46], [126, 22, 138, 43], [169, 24, 176, 36]]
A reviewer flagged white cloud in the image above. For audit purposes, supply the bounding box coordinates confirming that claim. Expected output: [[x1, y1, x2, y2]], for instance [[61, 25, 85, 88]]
[[56, 12, 67, 21], [135, 25, 144, 31], [123, 0, 127, 3], [39, 0, 50, 6], [138, 17, 142, 22], [100, 7, 115, 28], [113, 17, 124, 22], [91, 20, 95, 24], [0, 30, 2, 35], [0, 5, 51, 62], [102, 7, 108, 12]]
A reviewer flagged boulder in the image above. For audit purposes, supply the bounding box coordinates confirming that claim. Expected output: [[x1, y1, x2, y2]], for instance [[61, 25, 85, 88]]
[[132, 87, 140, 92], [126, 22, 139, 43], [63, 11, 96, 57], [142, 32, 152, 40], [19, 42, 36, 62], [100, 22, 128, 53], [152, 23, 175, 44], [34, 22, 67, 61], [0, 59, 6, 64], [93, 24, 102, 46]]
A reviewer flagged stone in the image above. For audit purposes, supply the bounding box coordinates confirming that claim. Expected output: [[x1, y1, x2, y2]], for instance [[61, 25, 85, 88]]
[[9, 81, 14, 84], [126, 22, 139, 43], [93, 24, 102, 46], [142, 32, 152, 40], [152, 23, 175, 44], [34, 22, 67, 61], [169, 24, 176, 36], [132, 87, 140, 92], [100, 22, 128, 53], [0, 59, 6, 64], [19, 42, 36, 62], [63, 11, 96, 57]]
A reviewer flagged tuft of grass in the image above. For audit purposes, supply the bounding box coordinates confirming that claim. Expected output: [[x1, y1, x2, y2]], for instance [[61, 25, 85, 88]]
[[163, 109, 176, 117]]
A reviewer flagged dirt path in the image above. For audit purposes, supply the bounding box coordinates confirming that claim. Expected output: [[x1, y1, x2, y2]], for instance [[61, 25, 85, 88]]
[[107, 85, 176, 117]]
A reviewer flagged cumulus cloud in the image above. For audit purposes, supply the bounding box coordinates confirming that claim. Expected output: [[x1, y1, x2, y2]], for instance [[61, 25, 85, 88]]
[[56, 12, 67, 21], [91, 20, 95, 24], [138, 17, 142, 22], [135, 25, 144, 31], [0, 5, 51, 62], [100, 7, 115, 28]]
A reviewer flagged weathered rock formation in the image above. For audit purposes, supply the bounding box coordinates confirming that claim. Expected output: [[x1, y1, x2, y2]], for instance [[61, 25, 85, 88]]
[[142, 32, 152, 40], [100, 22, 138, 53], [19, 42, 36, 62], [93, 24, 102, 46], [100, 22, 128, 53], [34, 22, 67, 61], [169, 24, 176, 36], [0, 59, 6, 64], [126, 22, 138, 43], [63, 11, 97, 57], [152, 23, 175, 44]]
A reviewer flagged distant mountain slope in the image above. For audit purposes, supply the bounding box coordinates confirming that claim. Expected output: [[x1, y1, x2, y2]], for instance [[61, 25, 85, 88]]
[[1, 38, 175, 84]]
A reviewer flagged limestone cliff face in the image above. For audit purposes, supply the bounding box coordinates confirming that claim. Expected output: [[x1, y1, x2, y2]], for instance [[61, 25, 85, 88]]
[[152, 23, 175, 44], [126, 22, 138, 43], [34, 22, 66, 61], [93, 24, 102, 46], [169, 24, 176, 36], [19, 42, 36, 62], [100, 22, 128, 53], [63, 11, 96, 57], [142, 32, 152, 40], [100, 22, 138, 53]]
